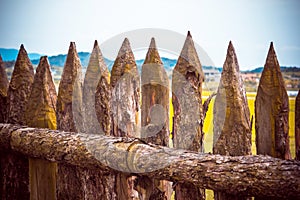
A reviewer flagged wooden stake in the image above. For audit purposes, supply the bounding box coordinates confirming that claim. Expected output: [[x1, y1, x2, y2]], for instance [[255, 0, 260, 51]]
[[25, 56, 57, 200], [1, 44, 34, 199], [213, 41, 252, 200], [110, 38, 140, 199], [172, 31, 205, 200], [255, 42, 291, 160]]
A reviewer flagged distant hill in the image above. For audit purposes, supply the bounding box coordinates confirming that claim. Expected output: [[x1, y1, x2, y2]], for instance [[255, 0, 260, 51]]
[[0, 48, 42, 61], [31, 52, 92, 67], [1, 48, 299, 73], [244, 66, 300, 73]]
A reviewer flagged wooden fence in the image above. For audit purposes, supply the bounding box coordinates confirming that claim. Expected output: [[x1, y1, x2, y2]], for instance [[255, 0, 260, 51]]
[[0, 32, 300, 200]]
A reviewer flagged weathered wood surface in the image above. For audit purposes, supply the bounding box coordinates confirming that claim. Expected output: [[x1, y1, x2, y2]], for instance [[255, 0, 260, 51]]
[[25, 56, 57, 200], [83, 40, 110, 135], [296, 90, 300, 160], [0, 150, 29, 200], [255, 42, 291, 159], [172, 31, 205, 200], [140, 38, 171, 200], [25, 56, 57, 129], [0, 123, 300, 199], [29, 158, 56, 200], [110, 38, 140, 138], [7, 44, 34, 125], [56, 42, 83, 133], [213, 41, 252, 200], [213, 41, 251, 156], [1, 44, 34, 200], [0, 54, 8, 123], [56, 42, 115, 200], [110, 38, 140, 200], [56, 42, 84, 200], [95, 72, 111, 136], [141, 38, 169, 145]]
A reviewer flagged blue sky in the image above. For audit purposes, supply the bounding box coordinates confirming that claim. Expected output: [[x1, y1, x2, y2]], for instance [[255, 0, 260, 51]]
[[0, 0, 299, 70]]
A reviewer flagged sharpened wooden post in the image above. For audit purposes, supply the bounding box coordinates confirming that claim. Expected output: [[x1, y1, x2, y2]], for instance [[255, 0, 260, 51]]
[[25, 56, 57, 200], [213, 41, 252, 200], [172, 31, 205, 200], [56, 42, 116, 200], [295, 90, 300, 160], [25, 56, 57, 129], [0, 54, 9, 199], [7, 44, 35, 125], [110, 38, 140, 199], [255, 42, 291, 160], [56, 42, 83, 133], [110, 38, 140, 138], [1, 44, 34, 200], [83, 40, 110, 135], [85, 40, 119, 199], [56, 42, 84, 199], [0, 55, 8, 123], [138, 38, 171, 200]]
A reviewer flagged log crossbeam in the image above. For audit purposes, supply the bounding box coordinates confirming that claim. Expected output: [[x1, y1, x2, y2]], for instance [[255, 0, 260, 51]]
[[0, 123, 299, 199]]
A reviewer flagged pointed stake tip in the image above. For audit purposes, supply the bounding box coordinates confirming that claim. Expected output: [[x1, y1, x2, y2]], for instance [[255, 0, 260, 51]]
[[94, 40, 98, 48], [122, 38, 130, 46], [227, 41, 236, 53], [187, 31, 192, 37], [70, 41, 76, 48], [269, 41, 275, 50], [39, 56, 50, 67], [40, 55, 48, 60], [20, 44, 25, 49], [149, 37, 157, 49], [267, 41, 276, 56], [120, 38, 131, 50]]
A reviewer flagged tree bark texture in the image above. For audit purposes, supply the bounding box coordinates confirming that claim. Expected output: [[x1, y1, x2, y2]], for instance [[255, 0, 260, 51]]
[[56, 42, 84, 200], [7, 44, 34, 125], [0, 54, 8, 123], [213, 41, 252, 200], [255, 42, 291, 160], [95, 74, 111, 136], [140, 38, 171, 200], [55, 42, 114, 200], [213, 41, 251, 156], [25, 56, 57, 130], [83, 40, 110, 135], [56, 42, 83, 133], [0, 123, 299, 199], [0, 56, 9, 198], [1, 44, 34, 200], [141, 38, 169, 146], [110, 38, 140, 199], [172, 32, 205, 200], [25, 56, 57, 200], [110, 38, 140, 138], [0, 149, 29, 200]]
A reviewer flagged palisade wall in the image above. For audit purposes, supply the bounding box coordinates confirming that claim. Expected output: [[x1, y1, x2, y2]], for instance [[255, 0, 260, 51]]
[[0, 33, 299, 200]]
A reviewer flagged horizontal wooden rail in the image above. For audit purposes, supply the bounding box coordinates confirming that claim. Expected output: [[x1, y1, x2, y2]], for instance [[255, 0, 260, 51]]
[[0, 123, 299, 199]]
